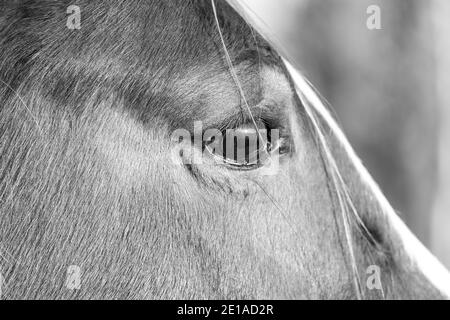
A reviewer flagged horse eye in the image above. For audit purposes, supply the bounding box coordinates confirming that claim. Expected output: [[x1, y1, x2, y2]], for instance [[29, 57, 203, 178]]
[[204, 121, 277, 170]]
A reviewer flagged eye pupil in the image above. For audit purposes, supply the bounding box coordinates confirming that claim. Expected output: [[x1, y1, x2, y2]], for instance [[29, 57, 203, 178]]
[[245, 136, 250, 164], [233, 135, 238, 162]]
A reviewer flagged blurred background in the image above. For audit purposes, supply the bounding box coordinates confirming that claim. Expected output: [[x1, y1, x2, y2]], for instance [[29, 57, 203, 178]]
[[244, 0, 450, 268]]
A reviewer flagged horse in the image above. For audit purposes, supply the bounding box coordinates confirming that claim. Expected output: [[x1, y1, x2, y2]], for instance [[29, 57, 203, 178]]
[[0, 0, 449, 299]]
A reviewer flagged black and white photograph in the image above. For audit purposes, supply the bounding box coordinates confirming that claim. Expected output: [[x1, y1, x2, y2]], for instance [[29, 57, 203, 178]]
[[0, 0, 450, 305]]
